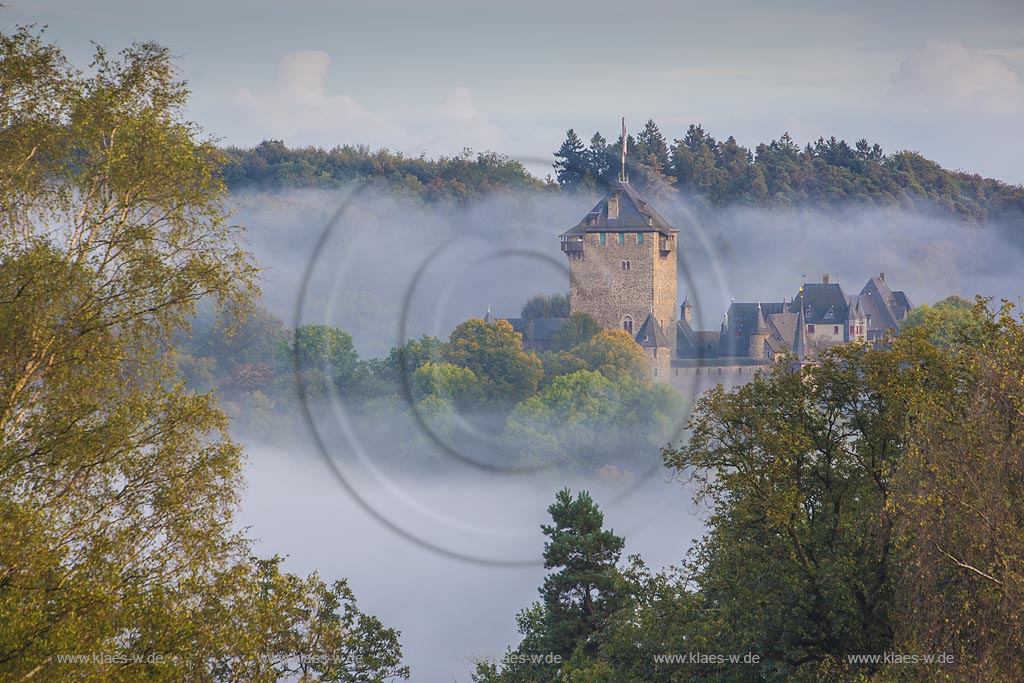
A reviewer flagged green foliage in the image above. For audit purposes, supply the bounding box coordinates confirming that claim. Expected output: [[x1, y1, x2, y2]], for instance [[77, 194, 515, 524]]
[[571, 329, 651, 384], [663, 347, 912, 680], [550, 312, 601, 352], [553, 129, 589, 191], [551, 120, 1024, 242], [220, 141, 544, 204], [901, 294, 983, 348], [376, 335, 443, 386], [411, 361, 482, 407], [0, 26, 407, 682], [540, 488, 627, 661], [520, 292, 570, 320], [886, 301, 1024, 681], [291, 324, 365, 388], [503, 371, 681, 471], [479, 491, 627, 683], [196, 557, 409, 682], [443, 318, 544, 405]]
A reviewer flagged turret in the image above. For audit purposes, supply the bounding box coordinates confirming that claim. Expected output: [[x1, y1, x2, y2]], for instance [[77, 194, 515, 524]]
[[748, 302, 771, 361]]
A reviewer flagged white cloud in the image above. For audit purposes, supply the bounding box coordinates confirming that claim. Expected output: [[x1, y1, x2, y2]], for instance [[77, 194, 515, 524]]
[[885, 40, 1024, 117], [413, 86, 508, 156], [228, 57, 510, 157], [229, 50, 403, 147]]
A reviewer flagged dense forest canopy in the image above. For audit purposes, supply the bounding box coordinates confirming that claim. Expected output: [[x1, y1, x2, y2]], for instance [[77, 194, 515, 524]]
[[220, 141, 548, 202], [551, 120, 1024, 229]]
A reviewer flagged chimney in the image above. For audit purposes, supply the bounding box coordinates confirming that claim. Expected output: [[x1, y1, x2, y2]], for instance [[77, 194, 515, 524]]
[[879, 272, 885, 283], [822, 273, 830, 284]]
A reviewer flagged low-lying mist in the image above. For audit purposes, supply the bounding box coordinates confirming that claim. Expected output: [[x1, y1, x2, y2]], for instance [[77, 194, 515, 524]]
[[227, 184, 1023, 681], [235, 187, 1023, 357], [239, 441, 703, 682]]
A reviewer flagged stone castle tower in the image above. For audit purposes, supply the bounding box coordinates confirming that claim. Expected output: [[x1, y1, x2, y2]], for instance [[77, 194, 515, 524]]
[[559, 122, 677, 377]]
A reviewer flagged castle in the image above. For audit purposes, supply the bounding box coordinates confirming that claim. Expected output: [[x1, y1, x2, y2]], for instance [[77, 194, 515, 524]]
[[497, 127, 913, 394]]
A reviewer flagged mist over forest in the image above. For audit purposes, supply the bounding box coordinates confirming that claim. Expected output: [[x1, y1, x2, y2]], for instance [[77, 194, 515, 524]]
[[206, 155, 1024, 681]]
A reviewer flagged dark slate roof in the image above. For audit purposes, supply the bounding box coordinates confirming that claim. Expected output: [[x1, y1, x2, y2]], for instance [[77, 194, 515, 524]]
[[531, 317, 568, 342], [793, 305, 808, 358], [720, 302, 785, 356], [676, 319, 698, 355], [695, 331, 721, 347], [635, 312, 671, 348], [789, 283, 849, 324], [859, 275, 912, 332], [561, 181, 677, 237], [503, 317, 568, 343], [764, 312, 799, 353], [676, 321, 720, 359], [505, 317, 530, 338]]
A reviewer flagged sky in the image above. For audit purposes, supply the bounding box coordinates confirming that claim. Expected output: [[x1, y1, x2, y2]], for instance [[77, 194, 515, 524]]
[[7, 0, 1024, 183]]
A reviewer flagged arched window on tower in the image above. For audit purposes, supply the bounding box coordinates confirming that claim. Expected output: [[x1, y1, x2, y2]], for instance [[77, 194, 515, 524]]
[[623, 316, 633, 335]]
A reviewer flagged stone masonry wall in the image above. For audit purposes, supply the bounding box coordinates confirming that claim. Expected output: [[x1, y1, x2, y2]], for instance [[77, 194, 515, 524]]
[[569, 231, 677, 334]]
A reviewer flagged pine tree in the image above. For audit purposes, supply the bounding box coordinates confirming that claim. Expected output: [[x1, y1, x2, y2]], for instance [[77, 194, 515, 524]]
[[540, 489, 626, 659], [553, 129, 587, 191]]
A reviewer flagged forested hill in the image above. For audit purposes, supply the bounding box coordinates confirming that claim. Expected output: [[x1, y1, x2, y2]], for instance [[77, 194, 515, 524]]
[[220, 123, 1024, 231], [553, 121, 1024, 227], [219, 140, 548, 202]]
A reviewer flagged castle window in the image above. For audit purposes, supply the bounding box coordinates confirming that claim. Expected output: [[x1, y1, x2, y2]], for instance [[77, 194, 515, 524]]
[[833, 325, 839, 334], [807, 324, 815, 333], [653, 347, 657, 358], [637, 232, 643, 245], [621, 260, 630, 270], [623, 316, 633, 335], [618, 232, 625, 244], [600, 232, 606, 245]]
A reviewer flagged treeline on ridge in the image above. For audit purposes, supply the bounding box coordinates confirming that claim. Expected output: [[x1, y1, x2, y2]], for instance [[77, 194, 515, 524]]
[[218, 124, 1024, 238], [553, 120, 1024, 229]]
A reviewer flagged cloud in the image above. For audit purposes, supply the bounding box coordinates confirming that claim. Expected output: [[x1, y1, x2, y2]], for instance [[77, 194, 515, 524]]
[[885, 40, 1024, 117], [230, 50, 404, 147], [411, 86, 508, 157], [228, 54, 510, 157]]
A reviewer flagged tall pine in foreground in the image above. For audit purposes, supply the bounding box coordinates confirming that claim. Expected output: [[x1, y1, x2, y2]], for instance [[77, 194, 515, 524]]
[[475, 489, 625, 683]]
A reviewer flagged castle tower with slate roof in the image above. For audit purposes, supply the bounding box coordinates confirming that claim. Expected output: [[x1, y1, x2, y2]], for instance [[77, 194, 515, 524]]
[[560, 125, 679, 352]]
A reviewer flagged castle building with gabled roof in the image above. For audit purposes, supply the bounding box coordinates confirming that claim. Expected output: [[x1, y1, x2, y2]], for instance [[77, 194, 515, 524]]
[[494, 121, 914, 393]]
